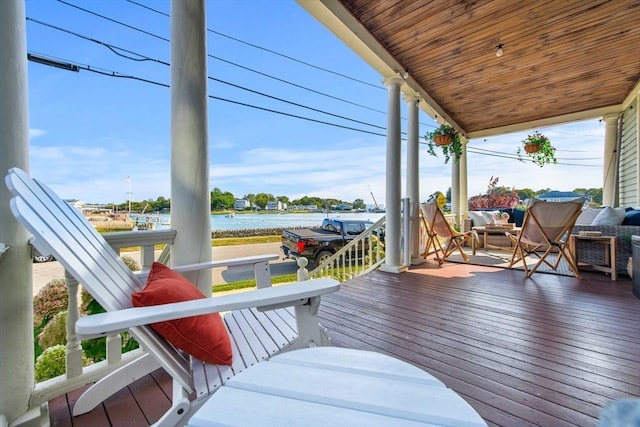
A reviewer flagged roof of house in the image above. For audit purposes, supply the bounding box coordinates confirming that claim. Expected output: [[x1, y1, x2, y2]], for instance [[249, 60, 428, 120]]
[[538, 191, 583, 199]]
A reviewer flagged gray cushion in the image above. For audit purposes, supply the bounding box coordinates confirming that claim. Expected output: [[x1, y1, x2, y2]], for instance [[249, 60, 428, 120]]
[[591, 207, 626, 226], [575, 208, 602, 225], [480, 210, 501, 224], [468, 211, 486, 226]]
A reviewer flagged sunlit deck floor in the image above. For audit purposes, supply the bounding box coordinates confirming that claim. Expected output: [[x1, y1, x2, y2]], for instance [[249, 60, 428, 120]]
[[50, 262, 640, 426]]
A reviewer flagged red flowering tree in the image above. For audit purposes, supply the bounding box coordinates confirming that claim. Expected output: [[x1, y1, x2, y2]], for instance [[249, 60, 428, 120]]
[[469, 176, 519, 209]]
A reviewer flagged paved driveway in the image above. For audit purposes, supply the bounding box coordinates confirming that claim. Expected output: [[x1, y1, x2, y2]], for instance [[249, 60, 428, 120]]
[[32, 242, 297, 296]]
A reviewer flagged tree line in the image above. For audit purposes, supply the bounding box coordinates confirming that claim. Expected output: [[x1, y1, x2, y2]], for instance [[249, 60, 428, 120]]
[[110, 189, 368, 213], [111, 183, 603, 214]]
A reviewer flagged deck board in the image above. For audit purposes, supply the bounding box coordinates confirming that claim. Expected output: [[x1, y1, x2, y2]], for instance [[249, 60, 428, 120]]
[[49, 263, 640, 426]]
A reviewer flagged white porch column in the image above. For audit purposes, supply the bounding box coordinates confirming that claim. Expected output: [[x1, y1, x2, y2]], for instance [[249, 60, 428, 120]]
[[0, 0, 36, 423], [404, 94, 423, 265], [170, 0, 212, 295], [459, 137, 469, 226], [380, 77, 407, 273], [451, 152, 461, 228], [602, 114, 619, 207]]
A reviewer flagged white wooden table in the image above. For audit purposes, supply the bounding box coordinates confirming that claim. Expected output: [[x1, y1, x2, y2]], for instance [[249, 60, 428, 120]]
[[187, 347, 487, 427]]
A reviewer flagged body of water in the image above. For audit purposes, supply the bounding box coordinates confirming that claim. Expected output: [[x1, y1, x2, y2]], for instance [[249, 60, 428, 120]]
[[152, 212, 385, 231]]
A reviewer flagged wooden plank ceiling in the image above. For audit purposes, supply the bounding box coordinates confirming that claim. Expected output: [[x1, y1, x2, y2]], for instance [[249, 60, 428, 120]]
[[332, 0, 640, 137]]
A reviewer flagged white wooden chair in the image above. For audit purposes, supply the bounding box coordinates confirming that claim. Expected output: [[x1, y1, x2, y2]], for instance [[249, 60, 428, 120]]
[[5, 167, 339, 426]]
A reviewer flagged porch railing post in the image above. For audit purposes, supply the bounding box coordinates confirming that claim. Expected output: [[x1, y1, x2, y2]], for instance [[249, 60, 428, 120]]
[[402, 197, 411, 267], [64, 272, 83, 377]]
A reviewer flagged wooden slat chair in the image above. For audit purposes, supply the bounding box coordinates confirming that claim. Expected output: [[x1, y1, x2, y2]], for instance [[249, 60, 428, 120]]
[[420, 201, 476, 265], [5, 168, 339, 427], [506, 197, 585, 278]]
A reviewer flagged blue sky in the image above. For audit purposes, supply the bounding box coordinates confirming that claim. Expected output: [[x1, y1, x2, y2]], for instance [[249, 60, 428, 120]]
[[25, 0, 604, 206]]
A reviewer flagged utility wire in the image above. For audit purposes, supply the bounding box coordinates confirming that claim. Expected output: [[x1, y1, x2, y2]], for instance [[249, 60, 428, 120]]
[[57, 0, 170, 42], [469, 145, 602, 162], [27, 17, 390, 133], [54, 0, 385, 114], [26, 17, 166, 64], [27, 51, 388, 138], [125, 0, 384, 91], [42, 2, 599, 151], [211, 77, 387, 131], [56, 0, 436, 129]]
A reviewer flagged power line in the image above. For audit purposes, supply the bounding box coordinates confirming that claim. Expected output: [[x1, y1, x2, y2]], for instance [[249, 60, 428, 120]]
[[53, 0, 436, 128], [27, 50, 602, 169], [57, 0, 169, 42], [125, 0, 384, 91], [26, 17, 167, 64], [27, 51, 388, 139], [466, 147, 601, 167], [36, 3, 599, 160], [27, 17, 390, 132]]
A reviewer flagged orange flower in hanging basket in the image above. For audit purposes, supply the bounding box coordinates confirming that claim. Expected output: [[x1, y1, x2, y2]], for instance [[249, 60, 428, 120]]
[[434, 134, 452, 146], [524, 143, 540, 154]]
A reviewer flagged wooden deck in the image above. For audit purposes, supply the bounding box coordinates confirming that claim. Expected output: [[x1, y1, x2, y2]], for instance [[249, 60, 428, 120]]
[[49, 262, 640, 426]]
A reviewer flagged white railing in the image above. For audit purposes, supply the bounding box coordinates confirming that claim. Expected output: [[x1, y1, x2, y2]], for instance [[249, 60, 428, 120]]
[[31, 229, 276, 408], [301, 206, 459, 282], [306, 215, 387, 282]]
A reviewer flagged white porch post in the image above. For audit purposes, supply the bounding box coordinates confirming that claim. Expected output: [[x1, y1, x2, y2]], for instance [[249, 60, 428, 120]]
[[404, 95, 423, 264], [0, 0, 37, 423], [451, 152, 461, 228], [602, 114, 619, 207], [170, 0, 212, 295], [380, 76, 407, 273], [459, 137, 468, 226]]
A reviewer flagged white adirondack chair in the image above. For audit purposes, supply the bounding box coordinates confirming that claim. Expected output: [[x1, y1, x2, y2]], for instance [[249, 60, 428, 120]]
[[5, 167, 340, 426]]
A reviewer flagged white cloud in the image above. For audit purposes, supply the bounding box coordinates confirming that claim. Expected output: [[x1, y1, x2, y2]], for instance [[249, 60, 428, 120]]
[[29, 129, 47, 139]]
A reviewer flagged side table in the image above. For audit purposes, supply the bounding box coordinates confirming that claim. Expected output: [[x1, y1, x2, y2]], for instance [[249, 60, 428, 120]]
[[569, 234, 617, 281], [471, 226, 520, 255]]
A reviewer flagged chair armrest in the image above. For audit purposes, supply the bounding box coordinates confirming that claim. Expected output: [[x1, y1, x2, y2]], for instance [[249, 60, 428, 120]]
[[76, 278, 339, 337], [169, 254, 279, 273], [134, 254, 280, 288]]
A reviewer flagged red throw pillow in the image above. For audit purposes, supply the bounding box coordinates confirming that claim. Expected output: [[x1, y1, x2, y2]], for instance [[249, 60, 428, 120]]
[[131, 262, 232, 365]]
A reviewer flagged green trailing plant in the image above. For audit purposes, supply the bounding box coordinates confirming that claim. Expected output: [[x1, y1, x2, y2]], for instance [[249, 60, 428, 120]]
[[425, 124, 463, 164], [517, 131, 557, 167]]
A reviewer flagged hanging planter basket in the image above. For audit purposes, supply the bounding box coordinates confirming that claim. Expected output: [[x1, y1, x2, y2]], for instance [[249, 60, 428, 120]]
[[517, 131, 557, 167], [434, 134, 452, 146], [524, 143, 540, 154]]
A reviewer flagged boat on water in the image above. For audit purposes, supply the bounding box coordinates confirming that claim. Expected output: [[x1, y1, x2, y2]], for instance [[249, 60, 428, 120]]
[[225, 212, 236, 218]]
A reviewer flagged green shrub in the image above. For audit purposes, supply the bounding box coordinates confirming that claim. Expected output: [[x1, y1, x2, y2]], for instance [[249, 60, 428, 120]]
[[35, 344, 93, 382], [79, 255, 141, 361], [121, 255, 141, 272], [38, 311, 67, 349], [33, 278, 68, 328], [35, 345, 66, 381]]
